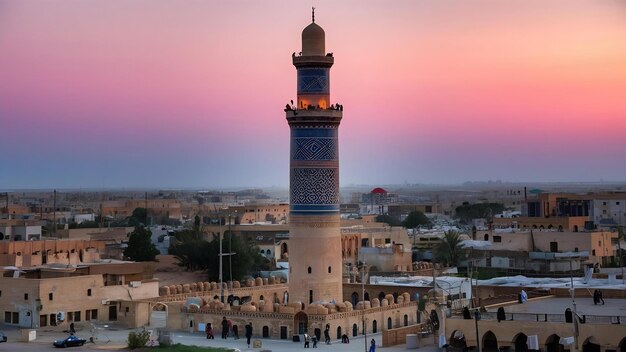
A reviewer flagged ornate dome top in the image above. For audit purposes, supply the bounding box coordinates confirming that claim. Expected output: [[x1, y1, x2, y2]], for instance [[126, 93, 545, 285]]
[[302, 22, 325, 56]]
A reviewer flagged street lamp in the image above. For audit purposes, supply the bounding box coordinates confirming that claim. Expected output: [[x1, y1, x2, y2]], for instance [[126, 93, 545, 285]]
[[554, 251, 586, 352]]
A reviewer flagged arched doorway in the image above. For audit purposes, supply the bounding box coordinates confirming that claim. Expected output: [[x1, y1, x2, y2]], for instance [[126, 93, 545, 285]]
[[513, 333, 528, 352], [619, 337, 626, 352], [378, 291, 386, 301], [482, 331, 498, 352], [546, 334, 563, 352], [336, 326, 342, 340], [150, 302, 168, 328], [449, 330, 467, 352], [387, 317, 392, 329], [294, 311, 308, 335], [281, 243, 288, 259], [372, 320, 377, 333], [352, 323, 358, 337], [364, 292, 370, 301], [262, 326, 269, 338], [430, 310, 440, 331], [351, 292, 359, 306], [582, 337, 601, 352]]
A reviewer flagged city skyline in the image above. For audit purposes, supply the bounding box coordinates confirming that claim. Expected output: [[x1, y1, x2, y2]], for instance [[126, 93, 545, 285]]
[[1, 0, 625, 189]]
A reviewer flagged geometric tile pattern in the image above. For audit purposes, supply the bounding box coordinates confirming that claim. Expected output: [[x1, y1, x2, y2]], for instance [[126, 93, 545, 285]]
[[290, 168, 339, 205], [297, 68, 330, 93], [292, 137, 337, 160]]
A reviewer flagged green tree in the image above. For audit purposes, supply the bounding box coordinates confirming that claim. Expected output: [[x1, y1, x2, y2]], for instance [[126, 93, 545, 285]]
[[124, 226, 159, 262], [128, 207, 147, 227], [169, 231, 270, 281], [434, 230, 464, 267], [375, 214, 402, 227], [402, 210, 431, 229], [454, 202, 504, 224]]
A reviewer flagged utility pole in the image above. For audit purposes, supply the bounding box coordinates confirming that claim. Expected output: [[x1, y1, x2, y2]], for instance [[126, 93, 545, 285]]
[[228, 213, 233, 290], [569, 257, 579, 352], [53, 190, 57, 236], [219, 212, 224, 303]]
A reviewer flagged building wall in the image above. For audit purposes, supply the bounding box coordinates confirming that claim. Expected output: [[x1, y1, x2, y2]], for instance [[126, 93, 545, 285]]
[[169, 301, 419, 341], [446, 316, 626, 351], [0, 275, 158, 328]]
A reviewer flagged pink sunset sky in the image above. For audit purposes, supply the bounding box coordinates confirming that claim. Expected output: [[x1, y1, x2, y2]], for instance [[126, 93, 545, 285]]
[[1, 0, 625, 189]]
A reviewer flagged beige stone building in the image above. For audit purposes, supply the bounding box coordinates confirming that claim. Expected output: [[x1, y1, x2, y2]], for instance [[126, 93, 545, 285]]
[[0, 263, 158, 329]]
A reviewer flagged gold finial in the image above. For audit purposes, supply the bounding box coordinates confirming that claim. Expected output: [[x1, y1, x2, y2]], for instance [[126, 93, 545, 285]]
[[312, 7, 315, 23]]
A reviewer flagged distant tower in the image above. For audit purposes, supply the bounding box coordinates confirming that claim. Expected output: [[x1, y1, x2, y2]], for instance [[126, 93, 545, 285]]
[[286, 11, 343, 305]]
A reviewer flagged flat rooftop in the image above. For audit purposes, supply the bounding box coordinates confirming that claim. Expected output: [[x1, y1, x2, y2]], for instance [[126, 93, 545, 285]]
[[500, 297, 626, 316]]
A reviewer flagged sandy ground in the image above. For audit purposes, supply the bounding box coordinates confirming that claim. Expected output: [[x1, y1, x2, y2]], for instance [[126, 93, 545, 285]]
[[152, 255, 208, 286]]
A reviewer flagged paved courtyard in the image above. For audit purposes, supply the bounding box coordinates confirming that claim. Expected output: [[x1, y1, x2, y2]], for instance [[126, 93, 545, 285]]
[[0, 324, 441, 352]]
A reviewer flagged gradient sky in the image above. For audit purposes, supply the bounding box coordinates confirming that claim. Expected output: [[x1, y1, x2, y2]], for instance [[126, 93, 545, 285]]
[[1, 0, 625, 189]]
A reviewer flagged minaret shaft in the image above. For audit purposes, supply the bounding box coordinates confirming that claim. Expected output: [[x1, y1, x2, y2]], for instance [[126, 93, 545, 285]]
[[286, 19, 343, 305]]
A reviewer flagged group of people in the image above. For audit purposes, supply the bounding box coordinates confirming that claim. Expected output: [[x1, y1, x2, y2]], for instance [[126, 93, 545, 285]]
[[207, 317, 253, 348], [593, 289, 605, 305]]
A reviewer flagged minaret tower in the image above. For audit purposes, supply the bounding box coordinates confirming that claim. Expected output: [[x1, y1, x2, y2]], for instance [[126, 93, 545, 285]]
[[286, 9, 343, 305]]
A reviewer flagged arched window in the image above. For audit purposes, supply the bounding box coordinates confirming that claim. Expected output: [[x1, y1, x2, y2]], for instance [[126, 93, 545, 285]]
[[308, 266, 312, 274], [404, 314, 408, 326], [372, 320, 377, 333], [328, 266, 331, 273], [309, 290, 313, 304], [387, 317, 392, 329], [260, 249, 265, 254], [260, 295, 264, 301], [484, 234, 489, 241]]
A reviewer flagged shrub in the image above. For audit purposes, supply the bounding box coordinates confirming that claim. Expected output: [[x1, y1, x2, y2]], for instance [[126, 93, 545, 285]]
[[127, 329, 151, 349]]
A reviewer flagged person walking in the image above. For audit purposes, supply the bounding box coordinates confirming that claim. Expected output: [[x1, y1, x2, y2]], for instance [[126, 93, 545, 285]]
[[324, 324, 330, 345], [233, 324, 239, 340], [304, 333, 310, 348], [206, 323, 214, 339], [245, 322, 253, 348], [369, 338, 376, 352], [599, 289, 605, 305], [221, 317, 229, 339], [593, 289, 599, 305]]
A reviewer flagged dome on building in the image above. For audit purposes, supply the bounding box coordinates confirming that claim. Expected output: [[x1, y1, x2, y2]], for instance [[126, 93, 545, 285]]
[[371, 187, 387, 194], [302, 22, 325, 56]]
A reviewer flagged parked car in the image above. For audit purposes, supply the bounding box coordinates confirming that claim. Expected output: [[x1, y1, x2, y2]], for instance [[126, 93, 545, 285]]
[[53, 335, 86, 348], [0, 331, 7, 343]]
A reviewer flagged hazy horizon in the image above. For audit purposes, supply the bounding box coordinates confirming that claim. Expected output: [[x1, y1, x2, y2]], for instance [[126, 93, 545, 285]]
[[2, 0, 625, 189]]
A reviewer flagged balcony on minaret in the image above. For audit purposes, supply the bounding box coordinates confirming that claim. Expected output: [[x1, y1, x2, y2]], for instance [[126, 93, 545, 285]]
[[292, 54, 334, 67], [285, 107, 342, 124]]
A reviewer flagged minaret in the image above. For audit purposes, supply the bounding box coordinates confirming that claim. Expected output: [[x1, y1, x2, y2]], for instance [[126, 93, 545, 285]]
[[286, 10, 343, 305]]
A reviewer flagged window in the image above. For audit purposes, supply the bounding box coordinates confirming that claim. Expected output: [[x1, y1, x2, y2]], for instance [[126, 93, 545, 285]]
[[493, 236, 501, 243], [87, 289, 92, 296], [91, 309, 98, 320], [4, 312, 10, 323], [309, 290, 313, 304], [307, 266, 312, 274], [328, 266, 332, 274], [617, 202, 621, 205], [592, 250, 596, 256], [125, 307, 129, 313], [12, 312, 19, 324], [49, 293, 53, 300], [24, 293, 28, 300], [74, 311, 81, 322]]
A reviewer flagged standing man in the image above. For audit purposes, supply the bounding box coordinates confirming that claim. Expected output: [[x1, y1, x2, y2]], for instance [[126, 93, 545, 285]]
[[324, 324, 330, 345], [221, 317, 229, 339], [245, 322, 253, 348]]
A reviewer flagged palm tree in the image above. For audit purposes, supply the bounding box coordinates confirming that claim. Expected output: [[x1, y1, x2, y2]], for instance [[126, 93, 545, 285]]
[[434, 230, 463, 267]]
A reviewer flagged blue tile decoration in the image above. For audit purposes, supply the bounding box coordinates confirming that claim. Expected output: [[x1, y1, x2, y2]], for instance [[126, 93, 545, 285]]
[[297, 68, 330, 94], [290, 167, 339, 206], [292, 137, 337, 160]]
